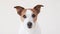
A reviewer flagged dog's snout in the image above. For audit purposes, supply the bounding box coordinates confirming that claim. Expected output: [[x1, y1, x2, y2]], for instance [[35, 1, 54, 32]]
[[27, 22, 32, 28]]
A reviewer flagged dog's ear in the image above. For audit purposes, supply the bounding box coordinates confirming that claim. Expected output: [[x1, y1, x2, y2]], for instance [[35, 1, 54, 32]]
[[14, 6, 24, 15], [33, 5, 44, 14]]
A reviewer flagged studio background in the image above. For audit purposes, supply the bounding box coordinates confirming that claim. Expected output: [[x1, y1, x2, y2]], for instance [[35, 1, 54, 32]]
[[0, 0, 59, 34]]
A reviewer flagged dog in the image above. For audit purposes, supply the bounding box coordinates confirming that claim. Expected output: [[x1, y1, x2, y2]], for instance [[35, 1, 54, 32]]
[[14, 5, 43, 34]]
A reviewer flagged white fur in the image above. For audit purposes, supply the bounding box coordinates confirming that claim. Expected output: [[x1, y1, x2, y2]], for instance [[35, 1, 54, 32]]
[[18, 10, 41, 34]]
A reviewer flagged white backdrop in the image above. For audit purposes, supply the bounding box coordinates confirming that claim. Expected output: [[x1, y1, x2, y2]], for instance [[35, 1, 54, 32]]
[[0, 0, 59, 34]]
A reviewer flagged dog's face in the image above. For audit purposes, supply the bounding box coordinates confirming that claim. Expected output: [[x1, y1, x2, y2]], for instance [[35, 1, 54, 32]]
[[14, 5, 43, 29]]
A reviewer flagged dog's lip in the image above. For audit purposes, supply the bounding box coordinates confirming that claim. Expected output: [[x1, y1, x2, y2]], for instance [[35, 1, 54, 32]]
[[28, 26, 32, 29]]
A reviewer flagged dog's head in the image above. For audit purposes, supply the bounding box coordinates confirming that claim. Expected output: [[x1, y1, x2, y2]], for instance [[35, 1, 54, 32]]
[[14, 5, 43, 29]]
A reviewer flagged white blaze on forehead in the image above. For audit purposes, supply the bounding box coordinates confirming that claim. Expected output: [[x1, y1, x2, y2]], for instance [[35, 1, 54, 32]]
[[26, 10, 33, 17], [23, 10, 35, 30]]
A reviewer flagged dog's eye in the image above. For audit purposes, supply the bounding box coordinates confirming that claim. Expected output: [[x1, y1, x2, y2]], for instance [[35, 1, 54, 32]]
[[32, 14, 36, 18], [23, 15, 26, 18]]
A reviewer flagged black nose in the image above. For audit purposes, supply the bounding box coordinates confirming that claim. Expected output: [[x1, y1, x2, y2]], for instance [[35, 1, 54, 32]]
[[27, 22, 32, 28]]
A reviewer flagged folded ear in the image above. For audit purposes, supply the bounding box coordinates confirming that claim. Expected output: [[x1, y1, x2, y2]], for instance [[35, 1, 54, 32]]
[[33, 5, 44, 14], [14, 6, 24, 15]]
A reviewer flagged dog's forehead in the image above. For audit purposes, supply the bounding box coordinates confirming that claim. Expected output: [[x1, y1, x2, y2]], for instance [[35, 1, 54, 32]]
[[21, 9, 37, 16], [26, 9, 33, 15]]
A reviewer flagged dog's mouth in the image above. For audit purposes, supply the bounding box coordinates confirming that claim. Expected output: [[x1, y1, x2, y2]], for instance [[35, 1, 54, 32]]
[[28, 26, 32, 29]]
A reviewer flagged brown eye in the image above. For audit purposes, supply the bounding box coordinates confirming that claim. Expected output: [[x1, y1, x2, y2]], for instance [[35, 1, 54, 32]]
[[32, 14, 36, 18], [23, 15, 26, 18]]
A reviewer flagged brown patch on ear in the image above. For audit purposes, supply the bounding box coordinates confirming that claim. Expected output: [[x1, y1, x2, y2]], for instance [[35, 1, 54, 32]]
[[33, 5, 44, 14], [31, 5, 44, 22], [20, 9, 27, 22], [14, 6, 24, 15], [30, 9, 37, 22]]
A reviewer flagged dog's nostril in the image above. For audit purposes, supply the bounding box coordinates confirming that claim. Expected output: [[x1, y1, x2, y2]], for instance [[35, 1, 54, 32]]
[[27, 22, 32, 26], [27, 22, 32, 28]]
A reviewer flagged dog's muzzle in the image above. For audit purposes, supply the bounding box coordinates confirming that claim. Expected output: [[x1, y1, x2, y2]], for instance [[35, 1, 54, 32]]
[[27, 22, 32, 28]]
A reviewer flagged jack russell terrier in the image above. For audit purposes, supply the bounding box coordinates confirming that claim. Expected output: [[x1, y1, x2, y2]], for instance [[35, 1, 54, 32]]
[[14, 5, 43, 34]]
